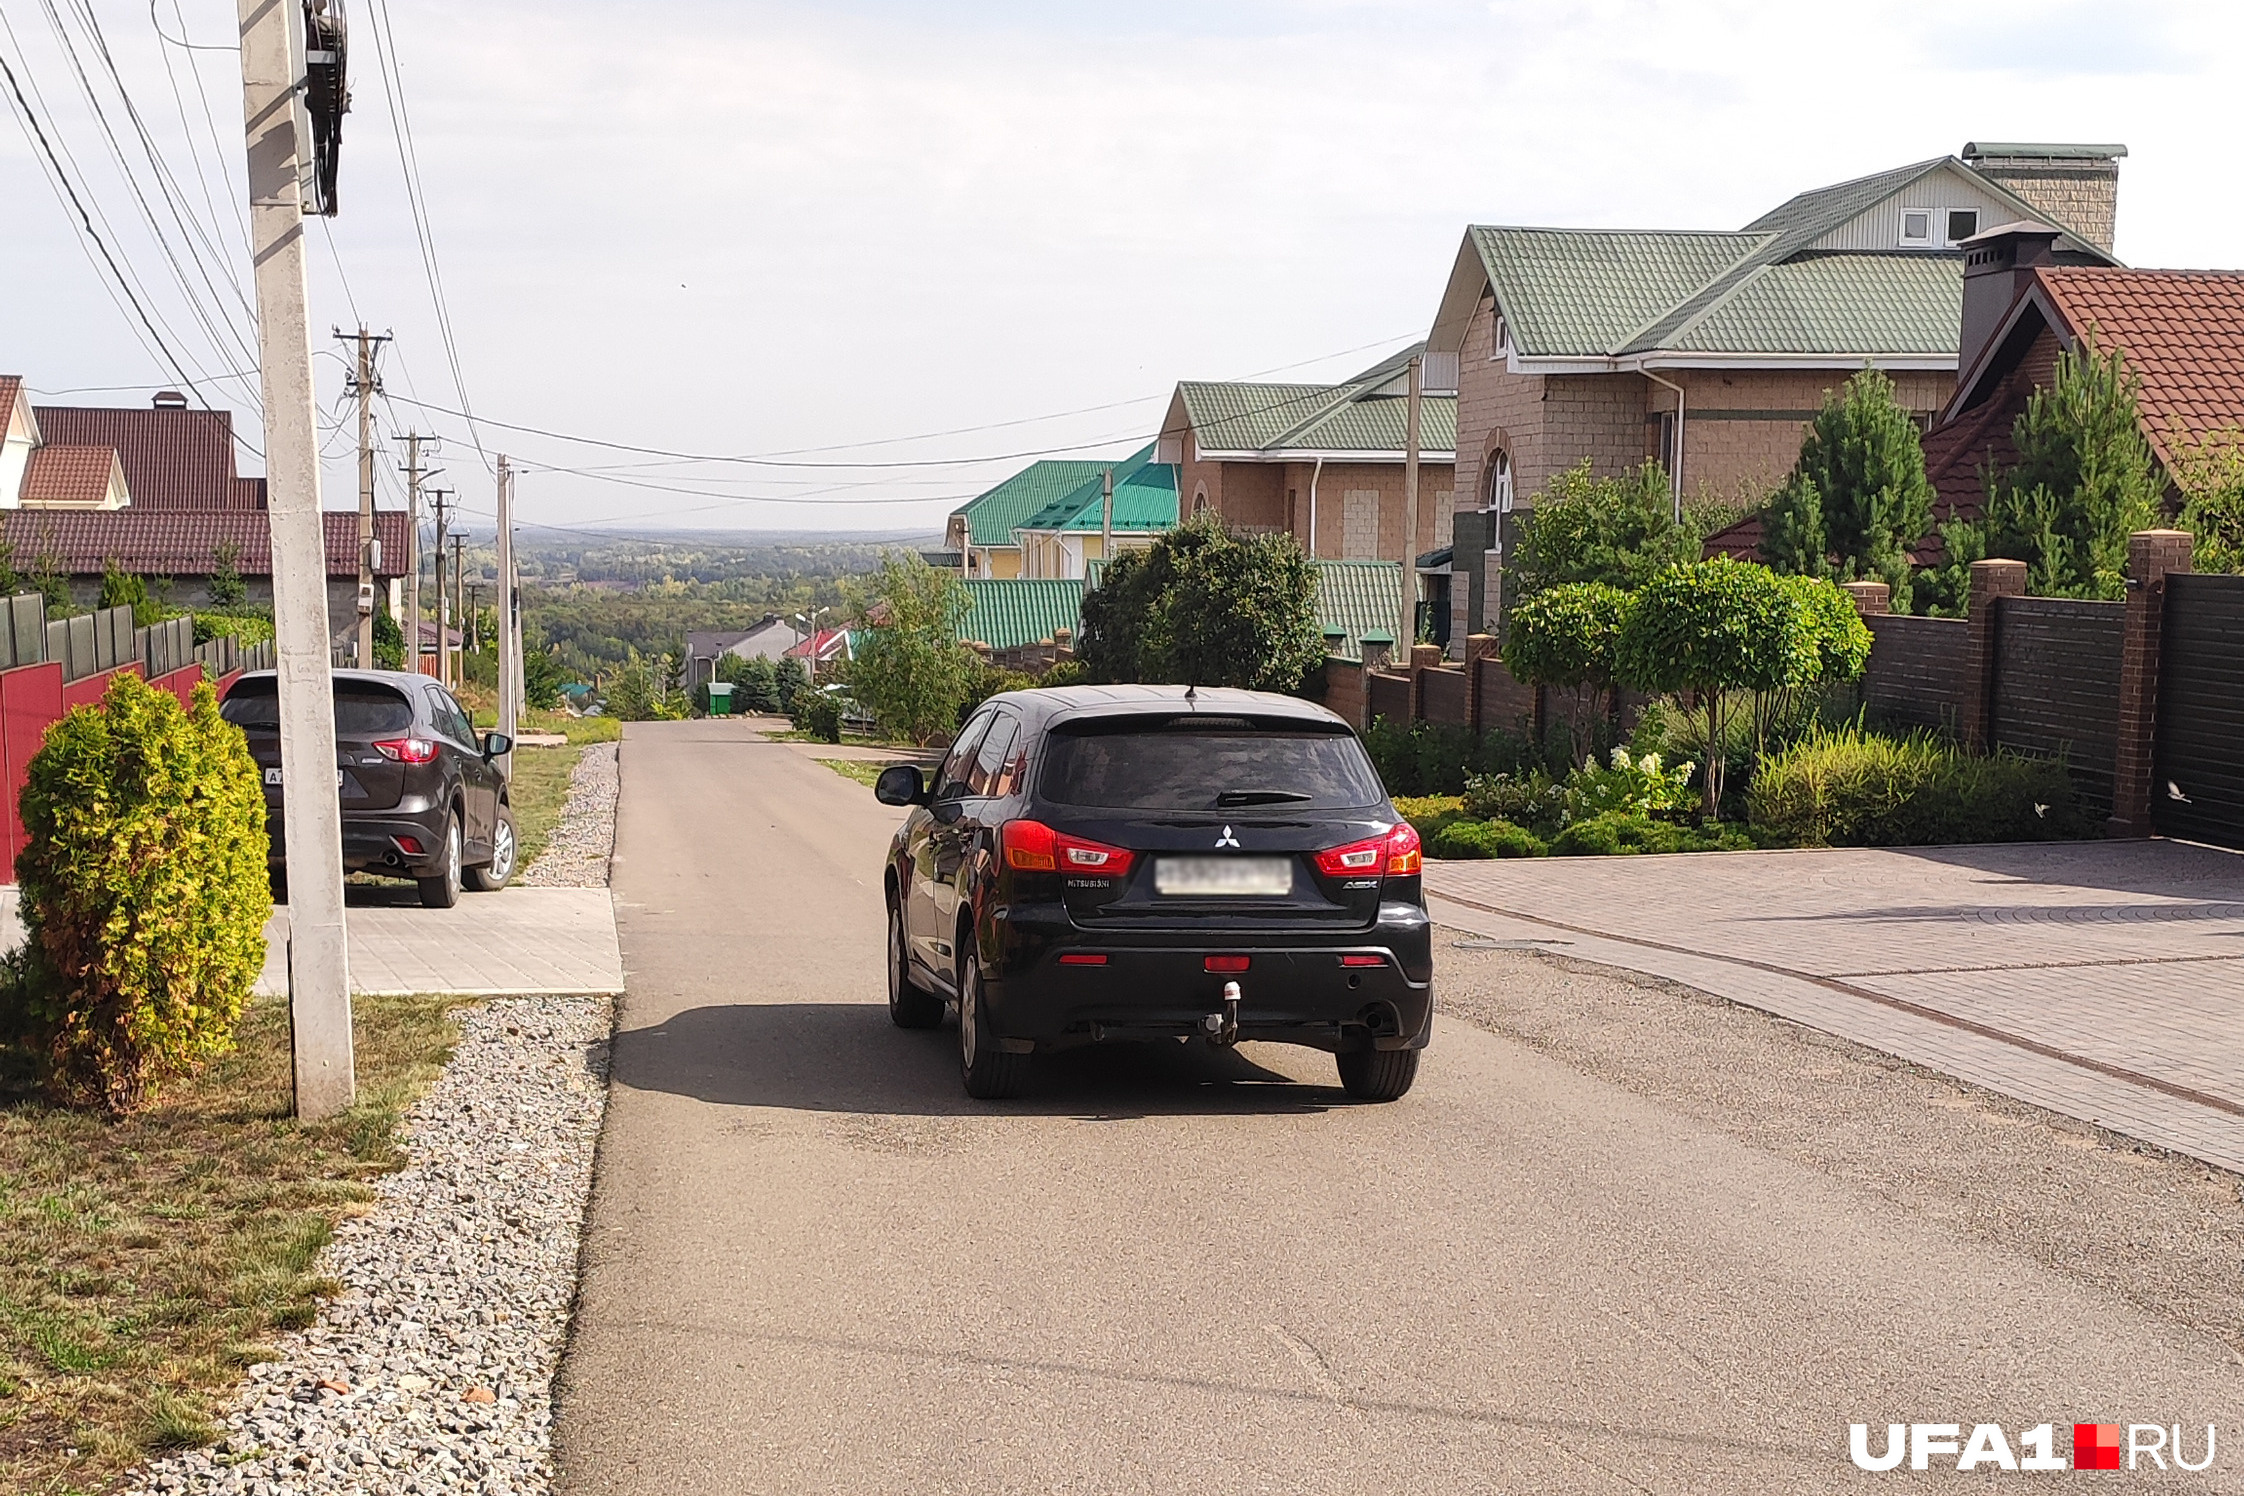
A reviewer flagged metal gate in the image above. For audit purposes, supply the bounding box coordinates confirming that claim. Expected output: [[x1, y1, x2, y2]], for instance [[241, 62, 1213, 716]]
[[2153, 573, 2244, 848]]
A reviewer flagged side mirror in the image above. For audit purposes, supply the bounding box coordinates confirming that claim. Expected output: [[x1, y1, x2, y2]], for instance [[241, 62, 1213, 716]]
[[874, 763, 928, 806], [483, 732, 513, 758]]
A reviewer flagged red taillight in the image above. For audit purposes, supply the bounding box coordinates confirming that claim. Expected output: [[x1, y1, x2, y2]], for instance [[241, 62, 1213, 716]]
[[1340, 954, 1385, 967], [1204, 955, 1250, 973], [1003, 820, 1135, 879], [1057, 953, 1108, 966], [1312, 822, 1422, 879], [395, 835, 425, 857], [373, 737, 438, 764]]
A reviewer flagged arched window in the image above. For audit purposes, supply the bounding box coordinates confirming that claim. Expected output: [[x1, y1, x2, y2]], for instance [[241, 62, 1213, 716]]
[[1486, 449, 1513, 512], [1192, 485, 1210, 516]]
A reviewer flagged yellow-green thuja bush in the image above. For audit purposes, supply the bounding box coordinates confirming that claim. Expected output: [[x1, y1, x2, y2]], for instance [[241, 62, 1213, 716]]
[[3, 672, 270, 1110]]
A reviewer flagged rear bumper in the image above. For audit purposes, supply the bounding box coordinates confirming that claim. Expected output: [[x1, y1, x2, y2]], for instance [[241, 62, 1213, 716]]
[[263, 802, 451, 878], [984, 901, 1433, 1054]]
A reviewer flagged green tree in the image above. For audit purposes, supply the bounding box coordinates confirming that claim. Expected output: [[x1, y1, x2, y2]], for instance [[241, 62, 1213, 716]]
[[207, 540, 248, 607], [98, 560, 169, 627], [523, 648, 568, 711], [774, 655, 809, 712], [2172, 429, 2244, 574], [0, 675, 269, 1111], [848, 554, 978, 744], [1926, 337, 2164, 608], [1615, 559, 1817, 817], [720, 653, 781, 712], [1077, 513, 1322, 691], [372, 605, 405, 669], [605, 649, 683, 721], [1501, 582, 1633, 763], [1760, 368, 1934, 611], [1507, 460, 1702, 599]]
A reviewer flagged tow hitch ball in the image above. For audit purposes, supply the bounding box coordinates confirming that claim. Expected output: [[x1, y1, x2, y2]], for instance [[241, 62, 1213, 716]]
[[1202, 981, 1241, 1048]]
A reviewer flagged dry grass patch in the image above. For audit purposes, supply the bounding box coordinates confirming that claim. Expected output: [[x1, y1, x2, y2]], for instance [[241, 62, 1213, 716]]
[[0, 992, 461, 1495]]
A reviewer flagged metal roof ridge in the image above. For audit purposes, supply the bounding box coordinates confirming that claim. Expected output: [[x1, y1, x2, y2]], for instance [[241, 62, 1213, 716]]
[[1606, 234, 1783, 356]]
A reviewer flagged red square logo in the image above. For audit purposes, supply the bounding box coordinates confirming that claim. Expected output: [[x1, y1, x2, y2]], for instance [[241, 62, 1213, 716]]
[[2075, 1423, 2123, 1471]]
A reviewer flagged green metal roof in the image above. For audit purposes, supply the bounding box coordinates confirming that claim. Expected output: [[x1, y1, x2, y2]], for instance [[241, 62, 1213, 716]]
[[957, 578, 1083, 650], [1178, 344, 1459, 457], [951, 458, 1115, 548], [1312, 560, 1406, 662], [1018, 443, 1179, 534], [1464, 155, 2117, 364]]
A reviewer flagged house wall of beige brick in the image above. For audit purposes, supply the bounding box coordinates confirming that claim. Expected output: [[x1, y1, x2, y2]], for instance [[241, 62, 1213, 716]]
[[1648, 368, 1957, 505]]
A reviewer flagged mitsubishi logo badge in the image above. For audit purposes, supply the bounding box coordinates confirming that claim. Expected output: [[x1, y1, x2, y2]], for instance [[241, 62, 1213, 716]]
[[1216, 825, 1241, 848]]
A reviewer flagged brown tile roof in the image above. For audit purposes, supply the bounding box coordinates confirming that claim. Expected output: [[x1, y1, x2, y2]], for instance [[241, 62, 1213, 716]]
[[30, 404, 266, 510], [2035, 267, 2244, 469], [19, 444, 121, 505], [0, 377, 21, 440], [0, 509, 407, 579]]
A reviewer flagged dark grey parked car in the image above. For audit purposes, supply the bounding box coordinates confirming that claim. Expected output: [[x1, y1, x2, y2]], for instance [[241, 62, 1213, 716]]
[[220, 669, 517, 908]]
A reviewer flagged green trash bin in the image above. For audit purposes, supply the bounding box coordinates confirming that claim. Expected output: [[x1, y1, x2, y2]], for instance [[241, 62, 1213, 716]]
[[707, 681, 734, 716]]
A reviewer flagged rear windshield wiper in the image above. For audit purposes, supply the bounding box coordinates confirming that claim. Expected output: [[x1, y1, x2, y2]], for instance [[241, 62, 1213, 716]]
[[1214, 789, 1314, 806]]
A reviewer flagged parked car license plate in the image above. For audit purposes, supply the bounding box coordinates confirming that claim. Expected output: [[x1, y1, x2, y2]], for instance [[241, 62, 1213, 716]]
[[1156, 856, 1291, 897], [263, 767, 344, 787]]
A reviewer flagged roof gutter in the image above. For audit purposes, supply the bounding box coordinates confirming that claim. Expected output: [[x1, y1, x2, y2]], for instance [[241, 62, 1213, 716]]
[[1306, 456, 1326, 560]]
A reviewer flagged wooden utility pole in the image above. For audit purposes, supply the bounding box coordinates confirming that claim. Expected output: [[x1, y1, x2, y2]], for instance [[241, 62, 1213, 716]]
[[1402, 353, 1423, 651], [402, 433, 425, 676], [236, 0, 352, 1119]]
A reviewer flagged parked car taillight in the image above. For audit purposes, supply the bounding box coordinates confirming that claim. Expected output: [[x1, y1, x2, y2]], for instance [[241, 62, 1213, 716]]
[[1002, 819, 1136, 879], [373, 737, 438, 764], [1313, 822, 1421, 878]]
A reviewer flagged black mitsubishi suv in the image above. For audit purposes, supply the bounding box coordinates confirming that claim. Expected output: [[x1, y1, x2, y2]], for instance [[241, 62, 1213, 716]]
[[221, 669, 518, 909], [876, 685, 1431, 1101]]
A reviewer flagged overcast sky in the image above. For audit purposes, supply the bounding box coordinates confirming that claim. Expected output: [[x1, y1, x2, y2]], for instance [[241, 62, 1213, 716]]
[[1, 0, 2239, 535]]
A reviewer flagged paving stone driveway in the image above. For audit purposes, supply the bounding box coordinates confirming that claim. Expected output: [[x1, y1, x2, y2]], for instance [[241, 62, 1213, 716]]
[[1425, 840, 2244, 1173]]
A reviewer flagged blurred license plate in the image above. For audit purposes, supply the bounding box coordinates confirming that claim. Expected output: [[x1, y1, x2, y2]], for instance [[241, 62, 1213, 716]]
[[1156, 856, 1291, 897], [263, 767, 344, 787]]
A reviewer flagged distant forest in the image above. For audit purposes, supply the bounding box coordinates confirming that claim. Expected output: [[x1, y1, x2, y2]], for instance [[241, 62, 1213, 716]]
[[506, 530, 936, 679]]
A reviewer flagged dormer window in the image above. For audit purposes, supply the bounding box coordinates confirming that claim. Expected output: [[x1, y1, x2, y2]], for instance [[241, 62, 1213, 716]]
[[1945, 209, 1980, 245], [1901, 210, 1932, 246]]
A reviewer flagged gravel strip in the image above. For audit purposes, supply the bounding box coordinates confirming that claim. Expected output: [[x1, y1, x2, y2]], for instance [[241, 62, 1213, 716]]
[[521, 742, 618, 888], [125, 996, 613, 1496]]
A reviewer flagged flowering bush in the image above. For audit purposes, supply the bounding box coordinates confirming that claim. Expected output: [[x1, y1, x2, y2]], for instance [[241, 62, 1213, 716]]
[[1560, 747, 1697, 824]]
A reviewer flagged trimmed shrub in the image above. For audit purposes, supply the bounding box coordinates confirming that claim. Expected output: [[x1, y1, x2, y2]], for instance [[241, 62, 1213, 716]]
[[1747, 724, 2093, 847], [1391, 794, 1466, 843], [1430, 818, 1548, 860], [1549, 812, 1751, 857], [1460, 769, 1564, 831], [792, 688, 843, 743], [0, 673, 270, 1111], [1363, 719, 1549, 797]]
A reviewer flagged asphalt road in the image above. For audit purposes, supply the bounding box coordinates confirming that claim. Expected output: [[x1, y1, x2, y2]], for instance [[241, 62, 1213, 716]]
[[554, 719, 2244, 1494]]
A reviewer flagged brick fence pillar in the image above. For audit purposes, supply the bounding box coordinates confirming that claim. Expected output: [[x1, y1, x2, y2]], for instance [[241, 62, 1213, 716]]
[[1841, 580, 1891, 616], [1962, 559, 2027, 751], [1360, 639, 1392, 673], [1408, 643, 1440, 722], [2109, 529, 2195, 837], [1461, 633, 1497, 731]]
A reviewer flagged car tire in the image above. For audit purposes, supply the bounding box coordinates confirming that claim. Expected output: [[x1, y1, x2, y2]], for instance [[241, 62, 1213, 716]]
[[418, 813, 462, 909], [466, 805, 516, 892], [1336, 1046, 1419, 1102], [957, 946, 1028, 1100], [887, 898, 944, 1029]]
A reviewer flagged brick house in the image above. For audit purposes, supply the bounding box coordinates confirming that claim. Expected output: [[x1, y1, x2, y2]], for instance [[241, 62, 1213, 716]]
[[943, 459, 1119, 579], [1426, 143, 2125, 643], [1010, 443, 1179, 579], [0, 379, 405, 641], [1157, 344, 1457, 638], [1923, 229, 2244, 526]]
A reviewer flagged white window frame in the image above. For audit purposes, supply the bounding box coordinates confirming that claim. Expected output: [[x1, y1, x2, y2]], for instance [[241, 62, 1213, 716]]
[[1486, 449, 1513, 513], [1900, 208, 1933, 247]]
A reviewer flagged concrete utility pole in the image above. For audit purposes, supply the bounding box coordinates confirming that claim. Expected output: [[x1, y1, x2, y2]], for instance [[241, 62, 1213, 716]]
[[495, 458, 518, 774], [1402, 353, 1423, 650], [429, 487, 450, 686], [236, 0, 352, 1119], [402, 433, 425, 676], [452, 534, 466, 672], [346, 326, 384, 667], [1100, 468, 1113, 578]]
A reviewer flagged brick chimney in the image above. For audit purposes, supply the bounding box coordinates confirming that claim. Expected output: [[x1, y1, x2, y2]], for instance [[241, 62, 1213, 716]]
[[1961, 142, 2126, 255], [1958, 223, 2062, 380]]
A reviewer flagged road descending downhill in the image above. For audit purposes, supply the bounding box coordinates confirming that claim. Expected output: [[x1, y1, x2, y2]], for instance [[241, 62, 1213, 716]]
[[553, 718, 2244, 1495]]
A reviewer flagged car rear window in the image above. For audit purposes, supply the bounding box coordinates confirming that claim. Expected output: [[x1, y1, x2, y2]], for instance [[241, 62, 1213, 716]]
[[1040, 716, 1384, 811], [219, 680, 415, 736]]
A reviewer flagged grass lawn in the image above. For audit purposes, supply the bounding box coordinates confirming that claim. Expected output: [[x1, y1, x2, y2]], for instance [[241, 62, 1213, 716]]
[[510, 742, 586, 870], [814, 758, 887, 789], [0, 993, 462, 1495]]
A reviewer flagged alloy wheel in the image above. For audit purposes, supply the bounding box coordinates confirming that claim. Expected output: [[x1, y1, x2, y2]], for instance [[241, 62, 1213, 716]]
[[958, 951, 980, 1070]]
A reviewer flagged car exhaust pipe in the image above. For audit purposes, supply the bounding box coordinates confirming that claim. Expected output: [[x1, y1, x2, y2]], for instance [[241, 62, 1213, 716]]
[[1201, 980, 1242, 1048]]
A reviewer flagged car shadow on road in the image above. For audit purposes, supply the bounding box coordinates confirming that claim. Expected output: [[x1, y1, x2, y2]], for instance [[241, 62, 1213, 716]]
[[609, 1001, 1353, 1120]]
